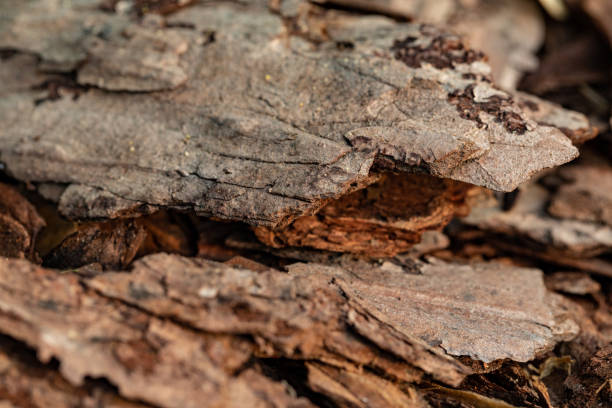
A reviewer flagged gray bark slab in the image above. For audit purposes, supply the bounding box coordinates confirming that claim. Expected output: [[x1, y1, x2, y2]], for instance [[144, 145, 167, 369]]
[[88, 253, 576, 364], [0, 0, 579, 228]]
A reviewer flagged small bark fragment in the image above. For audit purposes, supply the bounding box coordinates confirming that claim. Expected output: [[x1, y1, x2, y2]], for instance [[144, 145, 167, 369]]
[[43, 218, 147, 269], [254, 173, 472, 257], [546, 272, 601, 296], [463, 183, 612, 258], [515, 91, 598, 145], [0, 183, 45, 260], [549, 165, 612, 226], [43, 210, 195, 269]]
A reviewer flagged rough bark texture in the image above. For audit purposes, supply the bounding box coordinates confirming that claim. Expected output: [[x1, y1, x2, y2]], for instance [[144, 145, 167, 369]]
[[0, 183, 45, 260], [254, 174, 473, 256], [1, 1, 611, 407], [549, 165, 612, 226], [316, 0, 546, 90], [0, 256, 317, 408], [0, 0, 578, 231], [0, 252, 580, 406], [463, 183, 612, 258]]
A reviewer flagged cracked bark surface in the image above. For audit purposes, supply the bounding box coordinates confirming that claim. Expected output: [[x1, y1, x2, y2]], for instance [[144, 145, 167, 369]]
[[463, 183, 612, 258], [315, 0, 546, 90], [0, 252, 579, 407], [0, 0, 578, 232], [0, 1, 609, 407]]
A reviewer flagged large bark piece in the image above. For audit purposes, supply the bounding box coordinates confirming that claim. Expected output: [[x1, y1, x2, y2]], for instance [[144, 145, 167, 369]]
[[0, 257, 314, 408], [0, 0, 578, 232], [0, 253, 580, 406]]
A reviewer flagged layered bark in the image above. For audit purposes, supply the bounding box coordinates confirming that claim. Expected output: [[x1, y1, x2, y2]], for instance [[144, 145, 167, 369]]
[[0, 1, 608, 407], [254, 174, 473, 256], [0, 0, 577, 231], [0, 253, 578, 406]]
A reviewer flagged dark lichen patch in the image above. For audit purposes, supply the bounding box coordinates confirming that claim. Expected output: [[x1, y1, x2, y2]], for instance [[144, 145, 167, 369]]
[[32, 76, 87, 106], [448, 85, 528, 134], [0, 49, 17, 60], [391, 29, 486, 70], [519, 99, 540, 112], [335, 41, 354, 50]]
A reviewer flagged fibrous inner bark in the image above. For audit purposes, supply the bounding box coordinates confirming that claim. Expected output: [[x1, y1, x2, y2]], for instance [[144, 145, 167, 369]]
[[255, 173, 472, 257]]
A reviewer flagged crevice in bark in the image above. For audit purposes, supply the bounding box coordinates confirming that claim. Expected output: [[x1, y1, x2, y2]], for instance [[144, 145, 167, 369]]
[[258, 359, 339, 408], [254, 173, 473, 257]]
